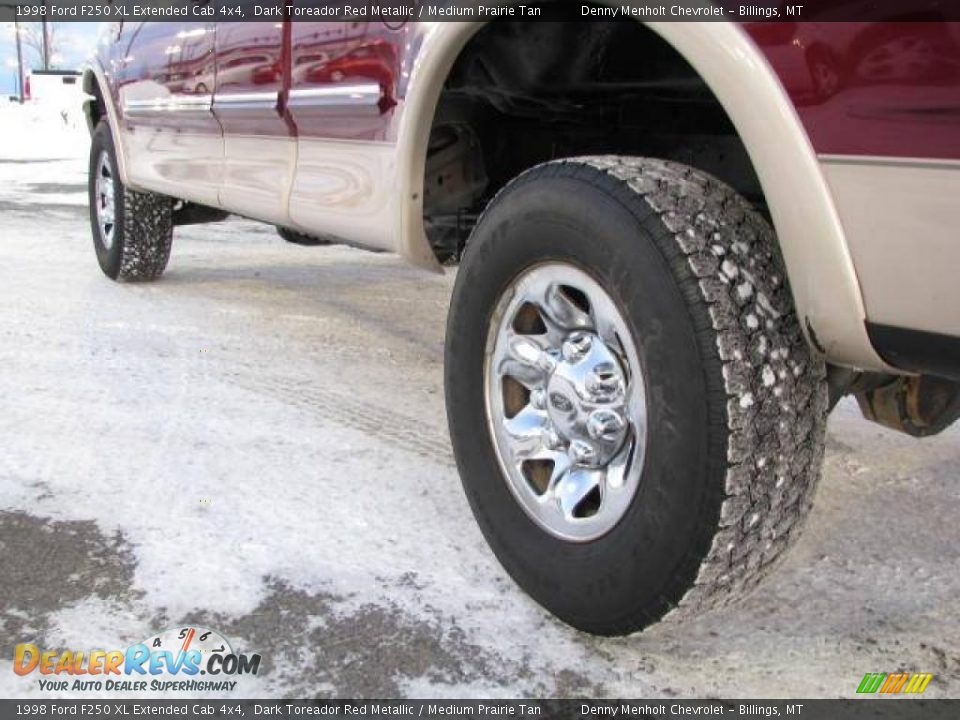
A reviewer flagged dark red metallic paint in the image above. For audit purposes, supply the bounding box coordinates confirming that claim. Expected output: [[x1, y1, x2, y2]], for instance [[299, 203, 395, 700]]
[[111, 21, 219, 135], [212, 21, 287, 136], [288, 21, 402, 141], [107, 16, 960, 160], [747, 18, 960, 159]]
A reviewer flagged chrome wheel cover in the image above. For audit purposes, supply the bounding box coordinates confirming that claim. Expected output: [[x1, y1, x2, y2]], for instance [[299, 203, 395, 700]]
[[95, 150, 116, 250], [484, 262, 648, 542]]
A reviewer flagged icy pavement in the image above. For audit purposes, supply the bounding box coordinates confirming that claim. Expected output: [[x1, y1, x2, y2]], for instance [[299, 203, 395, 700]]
[[0, 148, 959, 699]]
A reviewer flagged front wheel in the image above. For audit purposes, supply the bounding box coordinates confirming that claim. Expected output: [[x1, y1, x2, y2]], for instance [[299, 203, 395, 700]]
[[88, 120, 173, 281], [445, 157, 828, 635]]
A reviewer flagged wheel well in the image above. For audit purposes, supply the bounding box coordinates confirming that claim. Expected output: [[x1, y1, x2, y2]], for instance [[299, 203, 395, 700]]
[[82, 69, 106, 135], [422, 20, 767, 263]]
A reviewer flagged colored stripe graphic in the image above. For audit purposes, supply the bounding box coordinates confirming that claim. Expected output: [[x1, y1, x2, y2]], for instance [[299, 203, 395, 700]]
[[904, 673, 933, 694], [857, 673, 885, 693], [879, 674, 899, 693], [886, 673, 909, 693], [857, 672, 932, 694]]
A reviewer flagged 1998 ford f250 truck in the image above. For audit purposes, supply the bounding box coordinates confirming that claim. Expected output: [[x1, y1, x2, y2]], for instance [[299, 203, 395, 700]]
[[84, 6, 960, 635]]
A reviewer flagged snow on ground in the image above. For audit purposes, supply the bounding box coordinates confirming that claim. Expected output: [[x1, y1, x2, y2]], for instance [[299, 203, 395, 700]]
[[0, 100, 90, 161], [0, 108, 958, 700]]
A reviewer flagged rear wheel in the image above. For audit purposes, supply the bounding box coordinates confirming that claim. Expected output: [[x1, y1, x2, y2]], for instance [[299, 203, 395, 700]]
[[276, 227, 330, 246], [88, 121, 173, 281], [445, 157, 828, 635]]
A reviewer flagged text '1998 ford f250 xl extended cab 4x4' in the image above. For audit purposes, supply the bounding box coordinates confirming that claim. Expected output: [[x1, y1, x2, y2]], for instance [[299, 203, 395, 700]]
[[83, 3, 960, 635]]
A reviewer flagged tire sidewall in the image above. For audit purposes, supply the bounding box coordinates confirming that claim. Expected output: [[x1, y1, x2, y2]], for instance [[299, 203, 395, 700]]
[[89, 122, 124, 280], [446, 173, 724, 633]]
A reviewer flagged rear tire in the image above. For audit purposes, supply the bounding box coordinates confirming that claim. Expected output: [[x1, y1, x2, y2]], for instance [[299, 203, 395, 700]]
[[445, 156, 828, 635], [276, 227, 330, 246], [88, 121, 173, 281]]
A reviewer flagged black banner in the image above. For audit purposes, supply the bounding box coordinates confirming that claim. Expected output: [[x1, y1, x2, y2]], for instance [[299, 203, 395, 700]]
[[2, 700, 959, 719], [3, 0, 960, 23]]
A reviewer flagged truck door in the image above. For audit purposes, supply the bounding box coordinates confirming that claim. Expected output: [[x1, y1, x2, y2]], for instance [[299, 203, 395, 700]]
[[288, 18, 399, 140], [212, 3, 293, 224], [114, 21, 222, 206], [287, 11, 405, 246]]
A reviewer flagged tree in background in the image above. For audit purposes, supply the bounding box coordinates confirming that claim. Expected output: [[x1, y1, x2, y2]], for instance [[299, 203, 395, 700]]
[[18, 21, 64, 70]]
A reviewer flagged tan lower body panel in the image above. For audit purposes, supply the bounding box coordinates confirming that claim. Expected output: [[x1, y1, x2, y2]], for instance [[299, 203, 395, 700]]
[[218, 136, 296, 226], [123, 127, 223, 208], [287, 138, 399, 251], [822, 156, 960, 338]]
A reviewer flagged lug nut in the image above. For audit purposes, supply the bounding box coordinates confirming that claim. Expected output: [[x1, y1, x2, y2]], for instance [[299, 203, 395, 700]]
[[538, 352, 559, 374], [569, 440, 599, 466], [586, 362, 624, 401], [562, 332, 593, 362], [587, 409, 626, 442]]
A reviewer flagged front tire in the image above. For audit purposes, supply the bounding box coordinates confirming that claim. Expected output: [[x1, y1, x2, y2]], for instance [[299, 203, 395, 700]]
[[445, 157, 828, 635], [89, 121, 173, 281]]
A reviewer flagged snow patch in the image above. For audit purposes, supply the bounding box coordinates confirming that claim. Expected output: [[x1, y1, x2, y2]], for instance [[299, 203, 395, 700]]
[[762, 366, 776, 387], [0, 101, 89, 161], [721, 260, 739, 280], [757, 292, 780, 318]]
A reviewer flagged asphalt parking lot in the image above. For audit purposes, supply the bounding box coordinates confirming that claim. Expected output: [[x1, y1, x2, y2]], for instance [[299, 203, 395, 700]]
[[1, 153, 958, 699]]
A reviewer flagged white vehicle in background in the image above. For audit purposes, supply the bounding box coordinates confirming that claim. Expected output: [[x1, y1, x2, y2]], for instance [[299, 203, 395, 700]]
[[26, 69, 83, 105]]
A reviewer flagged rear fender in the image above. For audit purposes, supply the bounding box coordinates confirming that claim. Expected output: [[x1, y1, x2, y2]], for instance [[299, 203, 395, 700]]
[[396, 18, 890, 372]]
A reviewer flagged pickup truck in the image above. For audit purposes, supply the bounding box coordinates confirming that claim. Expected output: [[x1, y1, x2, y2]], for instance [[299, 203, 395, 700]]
[[83, 9, 960, 635]]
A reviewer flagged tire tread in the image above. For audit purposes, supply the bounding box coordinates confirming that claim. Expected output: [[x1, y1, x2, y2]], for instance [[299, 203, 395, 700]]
[[476, 156, 829, 629], [89, 121, 172, 281]]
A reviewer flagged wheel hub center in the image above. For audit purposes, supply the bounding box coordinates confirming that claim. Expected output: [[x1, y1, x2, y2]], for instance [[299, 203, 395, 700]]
[[544, 331, 629, 467]]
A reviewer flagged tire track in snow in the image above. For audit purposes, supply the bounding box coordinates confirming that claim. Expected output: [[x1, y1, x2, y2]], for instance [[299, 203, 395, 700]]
[[210, 364, 455, 467]]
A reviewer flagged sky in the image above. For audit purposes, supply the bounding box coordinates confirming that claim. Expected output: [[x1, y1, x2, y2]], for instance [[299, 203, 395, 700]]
[[1, 22, 104, 96]]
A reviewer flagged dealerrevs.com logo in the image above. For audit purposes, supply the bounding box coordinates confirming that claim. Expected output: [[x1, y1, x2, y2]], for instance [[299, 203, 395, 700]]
[[14, 626, 261, 693]]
